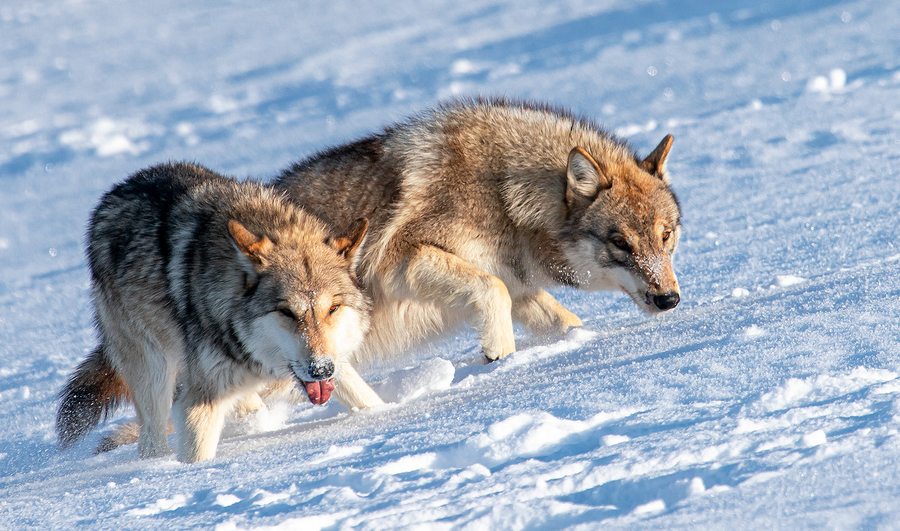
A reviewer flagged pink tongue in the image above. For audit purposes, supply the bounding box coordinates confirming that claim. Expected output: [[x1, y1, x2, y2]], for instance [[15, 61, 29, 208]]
[[305, 379, 335, 405]]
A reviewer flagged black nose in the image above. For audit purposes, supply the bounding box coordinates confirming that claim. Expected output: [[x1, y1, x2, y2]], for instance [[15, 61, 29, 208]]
[[653, 292, 680, 311], [308, 358, 334, 380]]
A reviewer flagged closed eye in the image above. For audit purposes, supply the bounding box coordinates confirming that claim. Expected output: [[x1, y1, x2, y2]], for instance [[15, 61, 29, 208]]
[[278, 308, 297, 320]]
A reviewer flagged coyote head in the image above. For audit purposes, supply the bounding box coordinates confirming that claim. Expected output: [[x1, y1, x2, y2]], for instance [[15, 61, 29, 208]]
[[560, 135, 681, 314], [229, 216, 371, 404]]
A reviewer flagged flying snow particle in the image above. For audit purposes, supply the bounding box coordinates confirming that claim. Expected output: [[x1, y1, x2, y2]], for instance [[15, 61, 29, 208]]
[[451, 59, 477, 75], [829, 68, 847, 90], [807, 76, 830, 93]]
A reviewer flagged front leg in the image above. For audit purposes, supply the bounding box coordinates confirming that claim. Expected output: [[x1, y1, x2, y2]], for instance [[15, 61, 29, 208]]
[[175, 391, 228, 463], [404, 245, 515, 361], [513, 289, 583, 335], [332, 364, 385, 410], [233, 391, 266, 417]]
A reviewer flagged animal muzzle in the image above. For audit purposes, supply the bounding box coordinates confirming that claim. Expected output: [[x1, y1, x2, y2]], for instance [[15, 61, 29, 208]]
[[645, 291, 680, 311], [308, 357, 335, 380], [292, 358, 336, 405]]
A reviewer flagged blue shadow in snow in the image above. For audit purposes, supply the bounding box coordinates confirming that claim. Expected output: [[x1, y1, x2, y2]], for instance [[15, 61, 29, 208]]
[[557, 462, 747, 518], [459, 0, 846, 74]]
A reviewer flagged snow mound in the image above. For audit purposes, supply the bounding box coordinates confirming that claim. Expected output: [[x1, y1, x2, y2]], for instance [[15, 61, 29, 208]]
[[372, 357, 455, 403]]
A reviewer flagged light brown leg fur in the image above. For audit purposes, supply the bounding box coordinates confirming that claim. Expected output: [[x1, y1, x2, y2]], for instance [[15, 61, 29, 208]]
[[513, 289, 583, 335], [176, 392, 228, 463], [333, 364, 385, 410], [235, 378, 382, 411], [232, 392, 266, 417], [403, 245, 515, 361], [257, 378, 298, 402]]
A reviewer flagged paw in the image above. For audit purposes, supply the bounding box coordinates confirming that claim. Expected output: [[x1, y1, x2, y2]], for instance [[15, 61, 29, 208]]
[[514, 291, 582, 335], [481, 320, 516, 361], [138, 441, 173, 459], [482, 334, 515, 362], [556, 307, 583, 331]]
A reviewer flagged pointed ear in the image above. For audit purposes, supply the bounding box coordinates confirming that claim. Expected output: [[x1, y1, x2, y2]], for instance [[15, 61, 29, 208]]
[[228, 219, 274, 266], [640, 135, 673, 181], [330, 217, 368, 268], [566, 146, 611, 210]]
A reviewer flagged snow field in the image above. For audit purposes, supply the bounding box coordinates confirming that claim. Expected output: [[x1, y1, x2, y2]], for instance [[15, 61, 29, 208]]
[[3, 0, 900, 528]]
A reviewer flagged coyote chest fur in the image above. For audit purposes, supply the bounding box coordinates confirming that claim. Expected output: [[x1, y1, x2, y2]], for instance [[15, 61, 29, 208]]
[[276, 98, 682, 366], [57, 162, 377, 462]]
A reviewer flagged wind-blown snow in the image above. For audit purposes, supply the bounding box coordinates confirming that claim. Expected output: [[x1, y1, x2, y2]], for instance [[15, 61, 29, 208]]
[[2, 0, 900, 529]]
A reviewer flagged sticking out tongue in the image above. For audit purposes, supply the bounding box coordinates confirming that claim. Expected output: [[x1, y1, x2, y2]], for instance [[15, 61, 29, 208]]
[[304, 379, 335, 405]]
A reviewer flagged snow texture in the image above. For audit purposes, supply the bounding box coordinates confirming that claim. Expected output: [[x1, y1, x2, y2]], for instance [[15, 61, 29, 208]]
[[2, 0, 900, 529]]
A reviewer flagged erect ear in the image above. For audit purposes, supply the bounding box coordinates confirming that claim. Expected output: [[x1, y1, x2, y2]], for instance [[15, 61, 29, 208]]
[[330, 217, 368, 268], [566, 146, 611, 210], [228, 219, 274, 266], [640, 135, 673, 182]]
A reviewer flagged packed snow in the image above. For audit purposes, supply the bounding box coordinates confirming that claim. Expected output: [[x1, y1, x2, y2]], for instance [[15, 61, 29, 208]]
[[2, 0, 900, 529]]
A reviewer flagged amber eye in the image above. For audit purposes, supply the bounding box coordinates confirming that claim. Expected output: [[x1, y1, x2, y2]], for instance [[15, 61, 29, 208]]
[[662, 231, 671, 242], [611, 237, 631, 253], [279, 308, 297, 320], [329, 304, 340, 315]]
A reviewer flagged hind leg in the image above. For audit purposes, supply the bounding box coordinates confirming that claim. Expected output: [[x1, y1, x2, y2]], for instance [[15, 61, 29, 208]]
[[95, 296, 182, 459], [104, 330, 178, 458], [135, 388, 175, 458], [513, 290, 582, 335], [129, 344, 177, 458]]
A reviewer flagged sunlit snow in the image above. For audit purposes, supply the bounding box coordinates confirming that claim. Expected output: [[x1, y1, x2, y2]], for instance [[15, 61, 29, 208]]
[[2, 0, 900, 529]]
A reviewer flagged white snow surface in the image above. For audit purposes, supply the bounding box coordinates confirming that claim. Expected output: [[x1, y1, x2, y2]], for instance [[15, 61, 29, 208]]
[[3, 0, 900, 529]]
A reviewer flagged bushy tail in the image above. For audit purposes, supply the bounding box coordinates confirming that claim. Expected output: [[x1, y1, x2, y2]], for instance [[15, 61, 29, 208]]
[[56, 346, 131, 449]]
